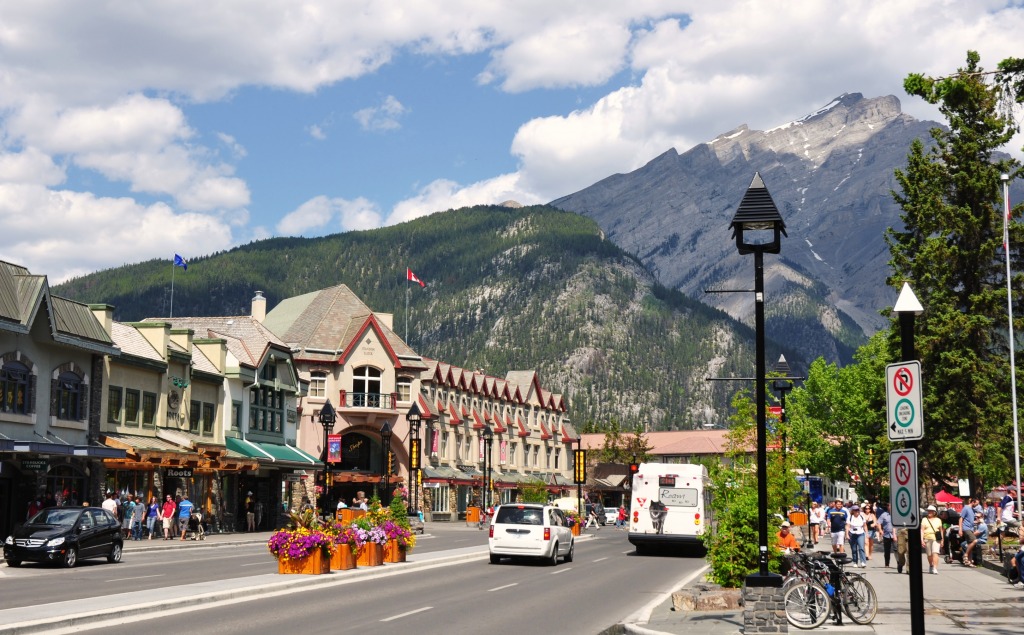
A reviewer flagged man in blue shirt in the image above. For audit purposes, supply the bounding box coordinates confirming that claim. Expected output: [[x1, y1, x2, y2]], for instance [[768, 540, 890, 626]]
[[958, 497, 978, 566], [828, 498, 849, 555], [178, 494, 194, 541]]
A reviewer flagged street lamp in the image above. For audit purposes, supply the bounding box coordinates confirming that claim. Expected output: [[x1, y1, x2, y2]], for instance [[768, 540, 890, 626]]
[[772, 355, 794, 460], [319, 399, 337, 515], [483, 425, 493, 511], [803, 468, 813, 549], [407, 403, 422, 517], [728, 172, 787, 585], [380, 421, 392, 504]]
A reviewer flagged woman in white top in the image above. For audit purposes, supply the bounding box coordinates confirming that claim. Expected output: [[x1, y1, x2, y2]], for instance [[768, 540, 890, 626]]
[[847, 504, 867, 567], [809, 502, 827, 544]]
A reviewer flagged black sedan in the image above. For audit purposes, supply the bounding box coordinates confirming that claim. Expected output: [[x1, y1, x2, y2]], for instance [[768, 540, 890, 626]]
[[4, 506, 123, 568]]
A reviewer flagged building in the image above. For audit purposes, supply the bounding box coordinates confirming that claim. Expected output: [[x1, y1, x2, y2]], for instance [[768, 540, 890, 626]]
[[0, 261, 124, 538]]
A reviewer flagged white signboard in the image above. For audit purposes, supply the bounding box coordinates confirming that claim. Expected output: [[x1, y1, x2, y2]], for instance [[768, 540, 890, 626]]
[[886, 361, 924, 441], [889, 449, 920, 528]]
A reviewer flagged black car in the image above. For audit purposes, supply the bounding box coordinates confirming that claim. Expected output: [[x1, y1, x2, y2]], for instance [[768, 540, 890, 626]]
[[4, 506, 123, 568]]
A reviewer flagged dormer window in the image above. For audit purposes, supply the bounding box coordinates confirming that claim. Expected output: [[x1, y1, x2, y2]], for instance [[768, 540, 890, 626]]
[[397, 376, 412, 403]]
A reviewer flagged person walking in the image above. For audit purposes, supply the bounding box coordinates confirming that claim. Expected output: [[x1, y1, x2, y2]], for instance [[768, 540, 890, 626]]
[[130, 495, 145, 541], [809, 501, 826, 544], [616, 505, 627, 529], [178, 494, 194, 541], [876, 501, 894, 567], [245, 491, 256, 532], [958, 498, 979, 568], [922, 505, 943, 574], [896, 527, 909, 574], [161, 494, 176, 540], [848, 504, 867, 567], [146, 496, 159, 540], [827, 498, 848, 555], [863, 502, 877, 562]]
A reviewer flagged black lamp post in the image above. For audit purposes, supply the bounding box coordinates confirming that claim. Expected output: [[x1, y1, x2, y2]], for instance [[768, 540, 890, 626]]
[[772, 354, 794, 461], [319, 400, 337, 515], [380, 421, 392, 504], [483, 425, 493, 511], [407, 404, 422, 516], [728, 172, 787, 584], [803, 468, 813, 549]]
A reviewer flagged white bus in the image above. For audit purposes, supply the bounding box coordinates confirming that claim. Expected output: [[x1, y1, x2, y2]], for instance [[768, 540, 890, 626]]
[[628, 462, 712, 554]]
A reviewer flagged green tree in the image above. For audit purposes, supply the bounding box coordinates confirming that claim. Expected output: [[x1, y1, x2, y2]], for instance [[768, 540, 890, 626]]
[[596, 418, 654, 464], [887, 51, 1022, 493]]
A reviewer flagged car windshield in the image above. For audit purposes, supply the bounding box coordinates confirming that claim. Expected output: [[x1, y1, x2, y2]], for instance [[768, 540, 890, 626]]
[[495, 506, 544, 525], [28, 508, 80, 527]]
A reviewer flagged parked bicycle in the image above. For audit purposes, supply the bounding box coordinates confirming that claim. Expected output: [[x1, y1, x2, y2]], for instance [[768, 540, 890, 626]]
[[783, 551, 877, 629]]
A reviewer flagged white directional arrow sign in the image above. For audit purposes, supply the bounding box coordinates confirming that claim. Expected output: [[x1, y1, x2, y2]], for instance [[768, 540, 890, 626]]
[[889, 449, 919, 528], [886, 361, 924, 441]]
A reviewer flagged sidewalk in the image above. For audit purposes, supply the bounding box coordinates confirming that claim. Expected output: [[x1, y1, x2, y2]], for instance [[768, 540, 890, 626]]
[[625, 543, 1021, 635]]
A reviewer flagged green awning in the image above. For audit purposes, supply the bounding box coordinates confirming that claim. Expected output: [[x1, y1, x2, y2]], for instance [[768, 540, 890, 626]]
[[225, 437, 319, 468]]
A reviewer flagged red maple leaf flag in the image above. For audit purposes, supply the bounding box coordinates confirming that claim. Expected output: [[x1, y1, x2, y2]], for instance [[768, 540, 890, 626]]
[[407, 267, 426, 287]]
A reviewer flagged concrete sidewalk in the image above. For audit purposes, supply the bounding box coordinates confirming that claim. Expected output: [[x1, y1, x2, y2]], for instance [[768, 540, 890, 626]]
[[624, 544, 1022, 635]]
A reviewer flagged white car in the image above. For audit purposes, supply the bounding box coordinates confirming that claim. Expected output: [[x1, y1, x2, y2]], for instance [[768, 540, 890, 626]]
[[488, 503, 574, 565]]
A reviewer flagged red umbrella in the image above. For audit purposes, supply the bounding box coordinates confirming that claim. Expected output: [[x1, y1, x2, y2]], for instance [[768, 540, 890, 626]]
[[934, 490, 963, 511]]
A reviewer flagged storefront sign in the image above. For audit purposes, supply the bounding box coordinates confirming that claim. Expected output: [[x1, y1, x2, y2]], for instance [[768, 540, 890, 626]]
[[166, 468, 193, 478], [21, 459, 48, 471], [284, 474, 303, 482]]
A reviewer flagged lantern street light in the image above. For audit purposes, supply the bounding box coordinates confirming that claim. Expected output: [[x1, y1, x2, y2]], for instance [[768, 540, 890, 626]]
[[728, 172, 787, 585], [772, 354, 795, 460], [318, 399, 337, 515], [407, 403, 422, 517], [380, 421, 392, 504], [803, 468, 813, 549], [482, 424, 494, 512]]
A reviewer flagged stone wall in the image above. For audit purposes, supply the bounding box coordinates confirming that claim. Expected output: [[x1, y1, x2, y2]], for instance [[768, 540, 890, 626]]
[[742, 583, 788, 633]]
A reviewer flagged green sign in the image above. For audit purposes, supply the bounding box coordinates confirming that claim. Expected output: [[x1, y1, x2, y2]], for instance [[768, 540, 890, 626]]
[[21, 459, 48, 471]]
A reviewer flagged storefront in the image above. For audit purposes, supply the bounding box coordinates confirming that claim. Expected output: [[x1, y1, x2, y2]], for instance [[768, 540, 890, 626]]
[[224, 437, 320, 530]]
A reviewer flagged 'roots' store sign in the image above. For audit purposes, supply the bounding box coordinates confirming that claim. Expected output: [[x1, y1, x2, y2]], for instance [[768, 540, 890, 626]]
[[166, 468, 193, 478]]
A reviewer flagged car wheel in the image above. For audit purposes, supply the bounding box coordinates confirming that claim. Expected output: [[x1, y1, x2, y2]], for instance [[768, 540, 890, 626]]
[[6, 559, 21, 567], [548, 543, 559, 566], [108, 543, 122, 563], [62, 547, 77, 568], [489, 553, 501, 564], [564, 540, 574, 563]]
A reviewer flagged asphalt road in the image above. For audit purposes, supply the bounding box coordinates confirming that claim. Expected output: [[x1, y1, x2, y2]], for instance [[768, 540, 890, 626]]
[[60, 530, 705, 635]]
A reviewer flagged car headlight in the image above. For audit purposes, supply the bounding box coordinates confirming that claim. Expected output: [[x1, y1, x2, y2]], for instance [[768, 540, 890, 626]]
[[4, 536, 11, 545], [46, 536, 65, 547]]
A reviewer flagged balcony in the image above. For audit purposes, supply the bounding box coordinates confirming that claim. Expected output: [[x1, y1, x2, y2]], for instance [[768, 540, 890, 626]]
[[337, 391, 399, 419]]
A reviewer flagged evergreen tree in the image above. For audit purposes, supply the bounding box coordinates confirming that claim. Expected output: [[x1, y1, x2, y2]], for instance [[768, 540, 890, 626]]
[[887, 51, 1022, 491]]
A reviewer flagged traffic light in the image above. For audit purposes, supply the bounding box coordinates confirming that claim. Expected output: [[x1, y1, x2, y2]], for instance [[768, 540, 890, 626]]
[[629, 462, 640, 476]]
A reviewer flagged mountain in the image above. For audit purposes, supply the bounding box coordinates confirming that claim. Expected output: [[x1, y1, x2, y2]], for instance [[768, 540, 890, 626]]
[[55, 205, 793, 430], [551, 93, 938, 364]]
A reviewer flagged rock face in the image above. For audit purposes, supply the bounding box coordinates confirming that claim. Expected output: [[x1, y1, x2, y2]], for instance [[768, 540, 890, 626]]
[[672, 584, 743, 611], [551, 93, 938, 362]]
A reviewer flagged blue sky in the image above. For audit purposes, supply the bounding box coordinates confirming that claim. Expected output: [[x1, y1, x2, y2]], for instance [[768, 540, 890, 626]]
[[1, 1, 1022, 282]]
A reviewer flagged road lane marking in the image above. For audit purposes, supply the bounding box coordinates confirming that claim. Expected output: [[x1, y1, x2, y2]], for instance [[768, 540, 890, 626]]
[[240, 562, 268, 566], [622, 550, 633, 554], [381, 606, 432, 622], [550, 567, 572, 575], [488, 583, 518, 592], [593, 557, 608, 562], [107, 575, 164, 582]]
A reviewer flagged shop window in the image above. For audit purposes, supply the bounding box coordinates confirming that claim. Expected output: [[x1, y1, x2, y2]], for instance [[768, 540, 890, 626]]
[[54, 370, 85, 421], [189, 400, 201, 433], [1, 360, 33, 415], [202, 403, 214, 435], [125, 389, 140, 425], [107, 386, 123, 423], [142, 392, 156, 427], [431, 485, 451, 513]]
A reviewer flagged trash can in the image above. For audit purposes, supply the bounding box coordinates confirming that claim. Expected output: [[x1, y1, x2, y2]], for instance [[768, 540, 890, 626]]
[[466, 506, 481, 524]]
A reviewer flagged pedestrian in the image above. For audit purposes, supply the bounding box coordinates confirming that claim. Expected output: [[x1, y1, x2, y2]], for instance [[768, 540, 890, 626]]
[[161, 494, 177, 540], [616, 505, 627, 529], [120, 495, 132, 539], [876, 502, 894, 567], [958, 497, 979, 567], [1001, 489, 1020, 533], [178, 494, 194, 541], [130, 495, 145, 540], [245, 491, 256, 531], [847, 504, 867, 567], [27, 495, 43, 519], [776, 521, 801, 553], [102, 491, 118, 518], [863, 501, 877, 562], [809, 501, 826, 544], [354, 491, 368, 510], [827, 498, 848, 555], [1012, 544, 1024, 589], [922, 505, 943, 574], [895, 527, 909, 574], [970, 505, 988, 566], [146, 496, 159, 540], [585, 506, 600, 529]]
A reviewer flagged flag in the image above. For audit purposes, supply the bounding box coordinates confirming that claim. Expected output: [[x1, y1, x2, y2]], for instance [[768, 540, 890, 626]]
[[406, 267, 425, 287], [173, 254, 188, 271]]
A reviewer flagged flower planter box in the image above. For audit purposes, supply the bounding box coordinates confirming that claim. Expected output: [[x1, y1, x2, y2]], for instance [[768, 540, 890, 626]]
[[383, 539, 407, 563], [277, 550, 331, 575], [571, 524, 581, 537], [338, 509, 366, 523], [331, 547, 358, 571], [357, 543, 384, 567]]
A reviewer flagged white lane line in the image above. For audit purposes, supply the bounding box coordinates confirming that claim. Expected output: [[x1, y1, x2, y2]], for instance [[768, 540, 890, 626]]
[[240, 562, 268, 567], [381, 606, 432, 622], [488, 583, 518, 592], [622, 550, 633, 554], [107, 575, 164, 582], [593, 557, 608, 563], [550, 567, 572, 575]]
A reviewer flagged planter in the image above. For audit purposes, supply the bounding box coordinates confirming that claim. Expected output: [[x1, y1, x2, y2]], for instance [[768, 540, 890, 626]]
[[331, 546, 358, 571], [277, 549, 331, 575], [357, 542, 384, 567], [383, 539, 407, 563], [571, 524, 581, 536], [338, 508, 366, 523]]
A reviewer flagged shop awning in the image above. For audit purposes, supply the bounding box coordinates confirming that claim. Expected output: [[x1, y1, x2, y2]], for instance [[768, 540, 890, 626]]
[[225, 437, 319, 469], [101, 433, 205, 467]]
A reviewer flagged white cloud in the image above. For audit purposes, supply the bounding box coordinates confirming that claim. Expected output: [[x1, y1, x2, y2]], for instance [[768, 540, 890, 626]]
[[307, 124, 327, 141], [277, 195, 383, 235], [0, 147, 66, 186], [386, 173, 535, 225], [354, 95, 409, 132]]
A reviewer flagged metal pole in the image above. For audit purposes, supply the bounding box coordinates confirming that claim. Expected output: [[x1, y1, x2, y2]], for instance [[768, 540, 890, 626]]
[[901, 311, 925, 635], [754, 249, 770, 578], [1003, 175, 1023, 526], [577, 436, 583, 515], [322, 422, 329, 514]]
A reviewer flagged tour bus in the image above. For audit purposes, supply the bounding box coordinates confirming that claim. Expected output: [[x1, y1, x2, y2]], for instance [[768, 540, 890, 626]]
[[628, 462, 713, 554]]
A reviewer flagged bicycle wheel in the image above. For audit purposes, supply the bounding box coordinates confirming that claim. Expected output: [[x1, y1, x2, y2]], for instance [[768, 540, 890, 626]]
[[842, 573, 878, 624], [784, 581, 831, 630]]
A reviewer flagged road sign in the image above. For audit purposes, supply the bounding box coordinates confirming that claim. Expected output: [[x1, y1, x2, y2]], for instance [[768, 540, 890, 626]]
[[886, 361, 924, 441], [889, 449, 919, 528]]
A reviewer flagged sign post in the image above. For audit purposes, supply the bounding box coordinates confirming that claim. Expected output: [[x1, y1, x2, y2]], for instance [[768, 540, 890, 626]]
[[886, 361, 924, 441], [889, 449, 919, 528]]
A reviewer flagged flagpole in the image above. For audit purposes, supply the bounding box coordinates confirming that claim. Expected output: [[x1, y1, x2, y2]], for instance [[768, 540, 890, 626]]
[[405, 279, 410, 343], [170, 258, 176, 318], [1003, 173, 1022, 520]]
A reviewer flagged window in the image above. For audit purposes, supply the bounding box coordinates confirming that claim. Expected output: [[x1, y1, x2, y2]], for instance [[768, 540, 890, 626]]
[[510, 442, 517, 466], [142, 393, 156, 427], [250, 385, 284, 432], [546, 448, 551, 469], [554, 449, 560, 470], [189, 400, 201, 433], [431, 485, 450, 513], [202, 403, 214, 435], [463, 435, 470, 461], [107, 386, 123, 423], [352, 366, 382, 406], [309, 371, 327, 398], [0, 360, 32, 415], [55, 371, 84, 421], [397, 376, 412, 403], [440, 431, 448, 458], [125, 389, 140, 425], [231, 400, 242, 430]]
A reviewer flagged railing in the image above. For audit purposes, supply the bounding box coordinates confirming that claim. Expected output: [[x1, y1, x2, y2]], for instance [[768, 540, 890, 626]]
[[338, 390, 398, 409]]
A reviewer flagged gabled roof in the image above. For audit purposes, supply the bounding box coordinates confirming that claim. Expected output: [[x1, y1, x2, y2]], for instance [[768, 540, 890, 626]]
[[516, 416, 529, 438], [144, 316, 286, 369], [471, 409, 486, 430], [539, 420, 552, 440], [0, 261, 118, 355], [111, 322, 164, 364], [506, 370, 541, 402], [447, 403, 462, 425], [416, 393, 437, 419]]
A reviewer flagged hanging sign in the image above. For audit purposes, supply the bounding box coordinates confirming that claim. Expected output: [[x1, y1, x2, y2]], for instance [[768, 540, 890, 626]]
[[327, 434, 341, 463]]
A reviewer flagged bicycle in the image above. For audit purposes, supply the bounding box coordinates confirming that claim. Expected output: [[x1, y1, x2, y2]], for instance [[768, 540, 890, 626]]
[[783, 552, 877, 629]]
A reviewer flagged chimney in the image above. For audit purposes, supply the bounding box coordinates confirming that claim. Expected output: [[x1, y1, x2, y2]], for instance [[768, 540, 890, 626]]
[[88, 304, 115, 337], [252, 291, 266, 323]]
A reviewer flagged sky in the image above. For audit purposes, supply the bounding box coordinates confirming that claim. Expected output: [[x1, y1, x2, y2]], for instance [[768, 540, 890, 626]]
[[1, 1, 1023, 283]]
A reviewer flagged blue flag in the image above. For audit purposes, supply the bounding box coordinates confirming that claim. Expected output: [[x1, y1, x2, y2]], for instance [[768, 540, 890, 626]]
[[173, 254, 188, 271]]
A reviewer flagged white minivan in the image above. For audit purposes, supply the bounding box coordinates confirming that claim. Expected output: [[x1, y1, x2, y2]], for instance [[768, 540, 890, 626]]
[[488, 503, 574, 565]]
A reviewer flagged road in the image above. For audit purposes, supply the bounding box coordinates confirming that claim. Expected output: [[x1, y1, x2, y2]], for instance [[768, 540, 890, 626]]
[[3, 528, 707, 635]]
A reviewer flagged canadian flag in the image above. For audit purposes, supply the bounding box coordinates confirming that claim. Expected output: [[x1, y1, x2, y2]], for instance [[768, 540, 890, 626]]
[[407, 267, 426, 287]]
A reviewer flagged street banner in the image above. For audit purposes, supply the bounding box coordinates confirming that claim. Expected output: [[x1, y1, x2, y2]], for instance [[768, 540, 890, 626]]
[[327, 434, 341, 463]]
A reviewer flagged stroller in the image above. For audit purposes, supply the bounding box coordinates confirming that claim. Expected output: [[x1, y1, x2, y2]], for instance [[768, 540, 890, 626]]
[[187, 511, 206, 541], [943, 525, 964, 564]]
